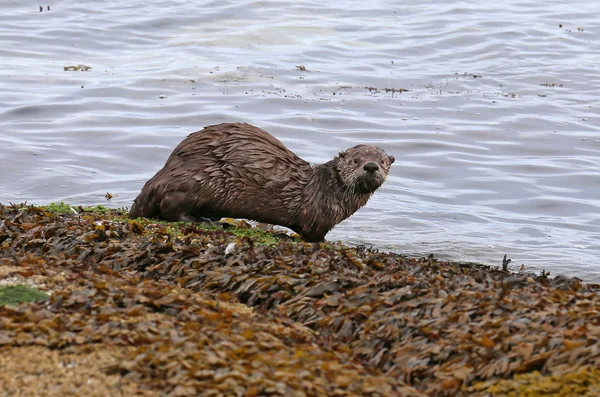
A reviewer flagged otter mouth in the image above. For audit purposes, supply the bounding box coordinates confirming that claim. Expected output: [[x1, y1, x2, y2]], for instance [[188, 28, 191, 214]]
[[355, 171, 385, 193]]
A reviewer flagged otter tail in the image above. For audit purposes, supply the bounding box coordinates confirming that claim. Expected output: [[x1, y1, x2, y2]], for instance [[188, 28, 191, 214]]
[[128, 186, 159, 219]]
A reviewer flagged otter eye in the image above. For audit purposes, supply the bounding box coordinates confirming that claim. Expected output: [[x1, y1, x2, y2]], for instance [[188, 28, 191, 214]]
[[353, 159, 359, 164]]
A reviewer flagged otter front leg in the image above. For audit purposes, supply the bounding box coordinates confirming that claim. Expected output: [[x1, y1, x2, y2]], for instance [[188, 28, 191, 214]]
[[159, 191, 212, 223]]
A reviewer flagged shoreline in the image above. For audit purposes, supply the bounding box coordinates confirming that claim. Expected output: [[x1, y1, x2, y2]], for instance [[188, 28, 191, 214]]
[[1, 203, 599, 396]]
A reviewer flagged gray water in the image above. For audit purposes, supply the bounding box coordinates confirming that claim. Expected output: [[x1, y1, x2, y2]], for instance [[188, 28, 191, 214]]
[[1, 0, 599, 281]]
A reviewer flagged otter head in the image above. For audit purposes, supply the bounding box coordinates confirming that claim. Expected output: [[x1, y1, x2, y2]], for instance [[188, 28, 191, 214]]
[[335, 144, 395, 193]]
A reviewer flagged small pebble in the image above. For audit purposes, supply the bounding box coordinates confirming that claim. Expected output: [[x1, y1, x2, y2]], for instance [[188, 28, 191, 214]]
[[225, 243, 237, 255]]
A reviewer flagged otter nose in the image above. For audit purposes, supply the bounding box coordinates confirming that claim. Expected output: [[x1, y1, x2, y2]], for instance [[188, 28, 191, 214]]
[[363, 162, 379, 173]]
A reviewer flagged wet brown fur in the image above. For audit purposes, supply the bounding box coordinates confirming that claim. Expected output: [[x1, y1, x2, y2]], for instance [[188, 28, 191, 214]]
[[129, 123, 394, 242]]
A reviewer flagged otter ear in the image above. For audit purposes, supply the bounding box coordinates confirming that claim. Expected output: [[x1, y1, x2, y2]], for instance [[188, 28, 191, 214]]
[[338, 151, 346, 158], [389, 155, 395, 164]]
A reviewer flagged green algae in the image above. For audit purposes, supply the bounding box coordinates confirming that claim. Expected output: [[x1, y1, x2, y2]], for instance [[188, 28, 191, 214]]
[[0, 285, 49, 306], [38, 202, 116, 214]]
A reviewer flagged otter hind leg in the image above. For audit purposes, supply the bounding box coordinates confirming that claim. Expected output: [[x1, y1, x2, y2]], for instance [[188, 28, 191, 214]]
[[180, 214, 214, 223], [159, 191, 209, 223]]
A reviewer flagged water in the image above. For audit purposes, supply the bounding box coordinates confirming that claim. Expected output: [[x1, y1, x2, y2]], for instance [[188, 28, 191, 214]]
[[1, 0, 599, 280]]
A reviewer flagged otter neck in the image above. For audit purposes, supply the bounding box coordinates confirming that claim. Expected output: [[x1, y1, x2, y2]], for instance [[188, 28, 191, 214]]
[[294, 159, 372, 242]]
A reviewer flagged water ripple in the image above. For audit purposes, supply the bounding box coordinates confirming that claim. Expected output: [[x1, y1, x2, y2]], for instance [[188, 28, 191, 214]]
[[1, 0, 599, 280]]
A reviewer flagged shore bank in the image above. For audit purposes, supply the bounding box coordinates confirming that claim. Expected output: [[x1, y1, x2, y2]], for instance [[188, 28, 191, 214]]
[[1, 203, 599, 396]]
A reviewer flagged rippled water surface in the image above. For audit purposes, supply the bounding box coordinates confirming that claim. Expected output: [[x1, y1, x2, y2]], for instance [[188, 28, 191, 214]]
[[1, 0, 599, 280]]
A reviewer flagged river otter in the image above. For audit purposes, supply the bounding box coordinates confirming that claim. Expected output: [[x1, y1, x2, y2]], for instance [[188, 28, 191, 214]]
[[129, 123, 394, 242]]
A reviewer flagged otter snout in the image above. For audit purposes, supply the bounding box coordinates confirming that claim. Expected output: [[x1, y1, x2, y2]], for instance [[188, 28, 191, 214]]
[[363, 162, 380, 173]]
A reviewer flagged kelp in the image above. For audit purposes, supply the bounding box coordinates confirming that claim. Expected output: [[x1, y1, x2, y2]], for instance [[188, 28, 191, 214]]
[[0, 203, 598, 396]]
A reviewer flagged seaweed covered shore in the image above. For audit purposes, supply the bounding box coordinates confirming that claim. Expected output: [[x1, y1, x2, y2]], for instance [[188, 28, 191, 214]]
[[0, 203, 599, 396]]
